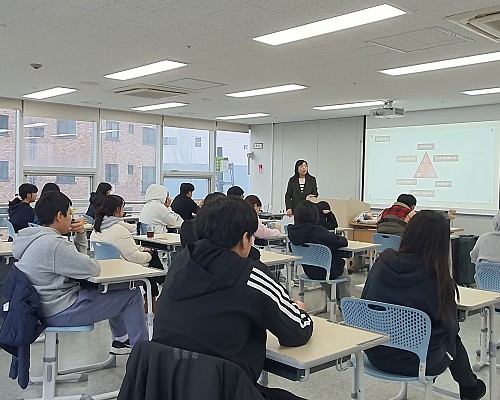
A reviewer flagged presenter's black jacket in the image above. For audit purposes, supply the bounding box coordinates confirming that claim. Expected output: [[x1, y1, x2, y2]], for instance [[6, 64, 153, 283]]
[[284, 175, 318, 212], [287, 223, 347, 279], [171, 194, 199, 221], [361, 249, 459, 376], [8, 199, 35, 233], [152, 238, 313, 383]]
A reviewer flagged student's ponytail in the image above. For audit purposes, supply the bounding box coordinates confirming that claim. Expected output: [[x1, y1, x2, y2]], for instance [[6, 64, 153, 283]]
[[94, 195, 124, 233]]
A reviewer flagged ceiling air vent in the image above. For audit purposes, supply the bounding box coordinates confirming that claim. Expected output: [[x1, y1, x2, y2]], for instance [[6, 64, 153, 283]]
[[447, 7, 500, 43], [113, 84, 192, 99]]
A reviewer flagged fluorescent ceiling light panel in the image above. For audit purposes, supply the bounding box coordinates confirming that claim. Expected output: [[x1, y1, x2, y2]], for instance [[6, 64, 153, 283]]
[[104, 60, 187, 80], [313, 100, 385, 111], [23, 123, 48, 128], [23, 87, 77, 99], [253, 4, 406, 45], [215, 113, 270, 120], [226, 84, 306, 98], [380, 51, 500, 76], [132, 102, 188, 111], [462, 87, 500, 96]]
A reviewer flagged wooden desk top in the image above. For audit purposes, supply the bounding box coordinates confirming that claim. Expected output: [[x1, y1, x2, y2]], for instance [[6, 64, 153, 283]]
[[0, 241, 13, 257], [90, 259, 167, 283], [350, 222, 378, 229], [260, 250, 301, 266], [133, 233, 181, 246], [266, 316, 388, 369], [261, 233, 288, 242], [340, 241, 380, 252]]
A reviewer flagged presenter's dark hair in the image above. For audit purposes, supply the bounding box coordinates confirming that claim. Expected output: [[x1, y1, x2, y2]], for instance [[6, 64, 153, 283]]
[[196, 196, 257, 248], [19, 183, 38, 199], [293, 160, 310, 178], [40, 182, 60, 197], [397, 193, 417, 208], [398, 210, 456, 320], [180, 182, 195, 195], [227, 186, 244, 198], [35, 191, 72, 225], [94, 195, 125, 233], [294, 200, 319, 224]]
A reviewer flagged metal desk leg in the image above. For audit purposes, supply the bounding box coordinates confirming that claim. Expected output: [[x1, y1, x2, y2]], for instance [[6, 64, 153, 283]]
[[140, 279, 154, 339], [353, 352, 365, 400], [286, 262, 292, 292], [258, 371, 269, 386], [474, 310, 490, 371], [488, 305, 497, 400]]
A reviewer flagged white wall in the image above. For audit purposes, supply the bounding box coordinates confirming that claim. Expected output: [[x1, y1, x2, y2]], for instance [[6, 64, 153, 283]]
[[250, 117, 365, 212]]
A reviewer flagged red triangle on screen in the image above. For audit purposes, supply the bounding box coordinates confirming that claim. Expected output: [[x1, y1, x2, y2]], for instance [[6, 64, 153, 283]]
[[414, 151, 438, 178]]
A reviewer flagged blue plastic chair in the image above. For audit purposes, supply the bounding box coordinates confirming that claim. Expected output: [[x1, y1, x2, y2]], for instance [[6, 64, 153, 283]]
[[475, 263, 500, 293], [372, 233, 401, 257], [139, 222, 150, 235], [81, 214, 94, 224], [92, 242, 121, 260], [289, 243, 348, 321], [1, 218, 16, 241], [341, 298, 436, 399]]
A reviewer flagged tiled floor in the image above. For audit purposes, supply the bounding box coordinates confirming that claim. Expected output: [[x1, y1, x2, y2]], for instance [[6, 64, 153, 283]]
[[0, 263, 498, 399]]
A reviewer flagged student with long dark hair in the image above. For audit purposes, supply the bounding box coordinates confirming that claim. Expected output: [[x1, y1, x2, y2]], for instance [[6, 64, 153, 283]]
[[86, 182, 112, 219], [284, 160, 318, 217], [362, 211, 486, 400]]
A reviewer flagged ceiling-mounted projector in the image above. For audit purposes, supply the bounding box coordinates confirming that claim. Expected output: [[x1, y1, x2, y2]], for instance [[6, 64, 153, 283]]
[[370, 100, 405, 118]]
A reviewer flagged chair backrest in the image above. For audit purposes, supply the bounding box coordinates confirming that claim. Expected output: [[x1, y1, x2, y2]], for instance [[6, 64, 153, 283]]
[[139, 222, 150, 235], [372, 233, 401, 256], [475, 263, 500, 292], [2, 218, 16, 240], [92, 242, 121, 260], [289, 243, 332, 280], [341, 297, 431, 380], [81, 214, 94, 224]]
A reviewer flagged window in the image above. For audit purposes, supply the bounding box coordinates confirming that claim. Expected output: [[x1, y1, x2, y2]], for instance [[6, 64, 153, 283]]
[[164, 136, 177, 146], [29, 126, 45, 137], [56, 175, 76, 184], [164, 178, 209, 200], [105, 121, 120, 140], [128, 165, 134, 175], [194, 137, 202, 148], [0, 161, 8, 181], [0, 115, 9, 136], [128, 123, 135, 134], [105, 163, 119, 184], [57, 120, 77, 137], [142, 127, 156, 145], [142, 166, 156, 193], [215, 130, 250, 194]]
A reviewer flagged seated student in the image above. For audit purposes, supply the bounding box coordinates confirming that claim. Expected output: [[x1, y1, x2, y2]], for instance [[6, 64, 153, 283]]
[[245, 195, 281, 239], [362, 211, 486, 400], [171, 182, 200, 221], [8, 183, 38, 232], [139, 184, 183, 234], [377, 193, 417, 235], [288, 200, 351, 299], [13, 191, 148, 355], [86, 182, 112, 219], [470, 210, 500, 264], [33, 183, 61, 226], [227, 185, 244, 198], [316, 201, 339, 231], [153, 196, 313, 400]]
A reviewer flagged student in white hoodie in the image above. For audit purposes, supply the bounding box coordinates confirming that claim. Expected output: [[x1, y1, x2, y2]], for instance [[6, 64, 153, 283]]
[[13, 191, 148, 355], [139, 184, 183, 234], [470, 210, 500, 264]]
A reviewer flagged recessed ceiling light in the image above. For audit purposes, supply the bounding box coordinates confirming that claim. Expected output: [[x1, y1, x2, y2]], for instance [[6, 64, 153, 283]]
[[23, 87, 77, 99], [215, 113, 270, 120], [226, 84, 306, 98], [132, 102, 188, 111], [380, 51, 500, 76], [23, 123, 48, 128], [253, 4, 406, 46], [461, 87, 500, 96], [104, 59, 187, 80], [313, 100, 385, 111]]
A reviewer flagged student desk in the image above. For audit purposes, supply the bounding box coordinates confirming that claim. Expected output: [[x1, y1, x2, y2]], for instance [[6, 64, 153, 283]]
[[0, 241, 13, 263], [339, 241, 381, 268], [260, 250, 302, 291], [264, 316, 389, 400], [91, 259, 167, 339], [259, 212, 286, 220], [133, 233, 182, 268], [330, 227, 354, 238], [257, 233, 288, 250]]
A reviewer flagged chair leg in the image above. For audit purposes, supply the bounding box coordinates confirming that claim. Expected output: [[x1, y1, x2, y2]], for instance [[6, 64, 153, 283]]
[[299, 279, 305, 302], [389, 382, 408, 400], [330, 283, 337, 322], [42, 332, 58, 399], [424, 381, 433, 400]]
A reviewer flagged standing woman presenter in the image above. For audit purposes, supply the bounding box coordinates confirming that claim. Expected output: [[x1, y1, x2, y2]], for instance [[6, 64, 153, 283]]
[[285, 159, 318, 216]]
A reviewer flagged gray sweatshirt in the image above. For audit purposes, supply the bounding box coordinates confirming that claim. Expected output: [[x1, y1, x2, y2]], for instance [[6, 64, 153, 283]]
[[13, 225, 101, 317], [470, 210, 500, 264]]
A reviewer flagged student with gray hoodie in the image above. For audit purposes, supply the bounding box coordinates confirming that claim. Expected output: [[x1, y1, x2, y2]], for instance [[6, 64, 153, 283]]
[[13, 191, 148, 355], [139, 184, 183, 234], [470, 210, 500, 264]]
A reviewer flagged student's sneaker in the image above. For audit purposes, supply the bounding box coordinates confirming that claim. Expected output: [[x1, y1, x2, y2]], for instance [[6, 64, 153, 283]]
[[110, 339, 131, 355], [460, 378, 486, 400]]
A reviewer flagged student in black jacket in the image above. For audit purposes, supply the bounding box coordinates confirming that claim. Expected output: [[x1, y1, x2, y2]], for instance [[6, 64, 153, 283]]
[[8, 183, 38, 232], [171, 182, 200, 221], [362, 211, 486, 400], [86, 182, 111, 219], [288, 200, 351, 299], [316, 201, 338, 231], [284, 160, 318, 216], [154, 196, 313, 400]]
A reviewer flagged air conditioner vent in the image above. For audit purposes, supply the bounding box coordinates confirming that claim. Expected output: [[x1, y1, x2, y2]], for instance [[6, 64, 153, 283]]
[[447, 7, 500, 43], [113, 84, 192, 99]]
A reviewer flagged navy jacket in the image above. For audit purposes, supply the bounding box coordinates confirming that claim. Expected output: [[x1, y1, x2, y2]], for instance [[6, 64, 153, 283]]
[[171, 194, 199, 221], [8, 199, 35, 233], [0, 266, 45, 388]]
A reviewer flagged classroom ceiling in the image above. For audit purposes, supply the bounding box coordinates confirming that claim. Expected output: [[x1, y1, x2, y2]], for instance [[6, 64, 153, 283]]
[[1, 0, 500, 124]]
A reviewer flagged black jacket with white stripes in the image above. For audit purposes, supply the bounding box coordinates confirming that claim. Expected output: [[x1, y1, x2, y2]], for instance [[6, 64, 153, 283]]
[[152, 238, 313, 383]]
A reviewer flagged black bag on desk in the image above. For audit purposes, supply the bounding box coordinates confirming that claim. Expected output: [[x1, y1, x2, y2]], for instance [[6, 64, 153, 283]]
[[451, 235, 478, 286]]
